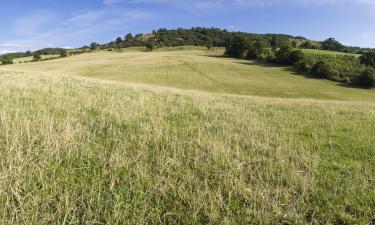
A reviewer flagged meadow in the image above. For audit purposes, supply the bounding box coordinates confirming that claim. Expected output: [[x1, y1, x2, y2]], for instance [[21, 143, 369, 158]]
[[3, 48, 375, 101], [0, 48, 374, 224]]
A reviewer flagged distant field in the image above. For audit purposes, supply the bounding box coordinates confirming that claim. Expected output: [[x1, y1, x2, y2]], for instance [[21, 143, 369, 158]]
[[0, 72, 374, 224], [12, 54, 60, 64], [301, 48, 361, 57], [2, 48, 375, 101]]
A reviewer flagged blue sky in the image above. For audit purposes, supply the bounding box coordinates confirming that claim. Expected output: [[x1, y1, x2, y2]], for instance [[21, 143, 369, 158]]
[[0, 0, 374, 54]]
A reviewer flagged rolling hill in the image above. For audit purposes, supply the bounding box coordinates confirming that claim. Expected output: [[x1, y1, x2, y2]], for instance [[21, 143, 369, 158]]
[[0, 47, 374, 224]]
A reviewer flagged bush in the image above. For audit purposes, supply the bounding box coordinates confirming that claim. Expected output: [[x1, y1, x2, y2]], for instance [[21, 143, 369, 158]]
[[145, 41, 155, 51], [225, 35, 251, 58], [354, 69, 375, 88], [311, 61, 332, 78], [60, 49, 68, 58], [32, 54, 42, 62], [295, 61, 311, 72], [1, 55, 14, 65], [359, 52, 375, 67], [275, 45, 293, 65], [289, 50, 305, 65]]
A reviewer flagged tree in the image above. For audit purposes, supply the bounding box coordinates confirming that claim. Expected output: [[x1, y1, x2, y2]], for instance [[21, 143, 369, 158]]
[[288, 50, 305, 65], [115, 37, 123, 49], [60, 49, 68, 58], [321, 38, 344, 51], [247, 41, 270, 60], [90, 42, 99, 50], [311, 61, 332, 78], [354, 69, 375, 88], [225, 35, 251, 58], [207, 40, 213, 50], [32, 53, 42, 61], [144, 41, 155, 51], [359, 52, 375, 67], [275, 44, 293, 65], [1, 55, 14, 65]]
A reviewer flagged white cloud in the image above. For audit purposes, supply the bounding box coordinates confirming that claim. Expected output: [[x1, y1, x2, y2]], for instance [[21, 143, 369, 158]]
[[2, 8, 156, 53]]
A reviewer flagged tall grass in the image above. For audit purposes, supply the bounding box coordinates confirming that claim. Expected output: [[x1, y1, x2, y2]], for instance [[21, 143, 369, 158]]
[[0, 72, 374, 224]]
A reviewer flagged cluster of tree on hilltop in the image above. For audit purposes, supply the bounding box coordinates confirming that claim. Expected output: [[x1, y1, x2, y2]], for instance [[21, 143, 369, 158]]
[[88, 27, 296, 51], [92, 27, 374, 54]]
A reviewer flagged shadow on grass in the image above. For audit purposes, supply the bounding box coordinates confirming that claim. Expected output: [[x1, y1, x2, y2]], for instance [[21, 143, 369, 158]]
[[206, 55, 232, 59]]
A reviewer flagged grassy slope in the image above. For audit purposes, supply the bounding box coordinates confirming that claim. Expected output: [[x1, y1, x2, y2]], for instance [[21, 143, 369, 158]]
[[301, 49, 361, 57], [0, 49, 374, 224], [2, 48, 375, 101], [0, 72, 374, 224]]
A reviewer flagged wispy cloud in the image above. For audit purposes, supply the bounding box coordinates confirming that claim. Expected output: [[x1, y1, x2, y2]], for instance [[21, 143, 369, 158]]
[[103, 0, 123, 5], [0, 8, 155, 54], [12, 10, 56, 36], [127, 0, 375, 8]]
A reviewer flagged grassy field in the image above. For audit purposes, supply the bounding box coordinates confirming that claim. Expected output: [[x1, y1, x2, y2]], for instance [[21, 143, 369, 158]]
[[301, 49, 361, 57], [2, 48, 375, 101], [0, 48, 374, 224]]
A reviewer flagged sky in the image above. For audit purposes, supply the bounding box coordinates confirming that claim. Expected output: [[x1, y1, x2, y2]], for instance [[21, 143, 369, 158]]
[[0, 0, 374, 54]]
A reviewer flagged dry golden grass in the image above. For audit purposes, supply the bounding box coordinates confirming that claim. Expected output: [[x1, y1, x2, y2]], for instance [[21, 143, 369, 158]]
[[0, 48, 374, 224]]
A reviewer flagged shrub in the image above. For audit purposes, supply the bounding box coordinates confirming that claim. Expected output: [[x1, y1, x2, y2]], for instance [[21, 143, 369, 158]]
[[1, 55, 14, 65], [354, 69, 375, 88], [32, 54, 42, 62], [60, 49, 68, 58], [311, 61, 332, 78], [359, 52, 375, 67], [275, 45, 293, 65], [289, 50, 305, 65], [295, 60, 311, 72], [225, 35, 251, 58], [145, 41, 155, 51]]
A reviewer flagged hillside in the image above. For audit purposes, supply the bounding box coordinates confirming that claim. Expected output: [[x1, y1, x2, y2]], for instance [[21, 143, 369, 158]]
[[0, 69, 374, 224], [1, 47, 375, 101], [0, 48, 374, 224]]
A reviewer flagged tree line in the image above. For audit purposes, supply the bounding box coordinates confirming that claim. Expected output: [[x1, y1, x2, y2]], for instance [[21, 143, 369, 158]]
[[0, 48, 68, 65]]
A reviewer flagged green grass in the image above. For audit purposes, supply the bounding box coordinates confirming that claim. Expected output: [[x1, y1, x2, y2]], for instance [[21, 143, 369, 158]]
[[301, 49, 361, 57], [0, 48, 374, 224], [2, 49, 375, 101]]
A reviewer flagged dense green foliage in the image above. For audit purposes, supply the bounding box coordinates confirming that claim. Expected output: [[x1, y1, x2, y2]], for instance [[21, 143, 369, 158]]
[[354, 68, 375, 88], [225, 35, 251, 58], [32, 53, 42, 62], [0, 55, 14, 65], [321, 38, 345, 51], [225, 36, 371, 88], [360, 52, 375, 67], [59, 49, 68, 57], [99, 27, 294, 51], [300, 51, 365, 82]]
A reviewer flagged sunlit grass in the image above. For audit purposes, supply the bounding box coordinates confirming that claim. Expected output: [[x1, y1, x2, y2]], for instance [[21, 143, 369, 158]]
[[0, 71, 374, 224]]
